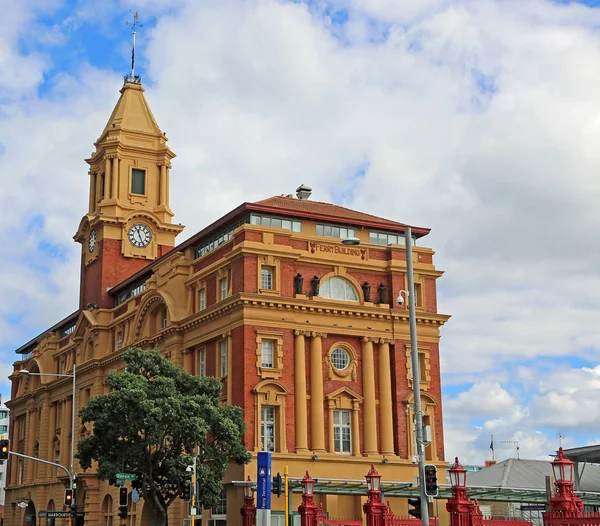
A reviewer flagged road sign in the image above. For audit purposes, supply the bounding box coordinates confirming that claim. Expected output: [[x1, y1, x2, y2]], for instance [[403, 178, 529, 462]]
[[257, 452, 272, 526], [191, 507, 197, 515], [116, 473, 136, 481], [521, 505, 546, 511], [132, 489, 140, 503]]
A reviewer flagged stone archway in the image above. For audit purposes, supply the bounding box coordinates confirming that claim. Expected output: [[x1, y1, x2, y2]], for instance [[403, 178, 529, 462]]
[[23, 500, 36, 526]]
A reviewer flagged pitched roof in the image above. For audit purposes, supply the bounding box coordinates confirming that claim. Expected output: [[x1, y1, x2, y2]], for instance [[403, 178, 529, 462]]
[[467, 458, 600, 493], [253, 196, 429, 236]]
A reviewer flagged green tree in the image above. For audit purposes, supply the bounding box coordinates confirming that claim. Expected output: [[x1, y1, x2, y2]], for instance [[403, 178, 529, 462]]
[[77, 347, 250, 526]]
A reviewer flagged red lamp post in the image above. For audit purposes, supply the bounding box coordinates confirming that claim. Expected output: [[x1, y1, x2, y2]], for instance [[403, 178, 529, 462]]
[[363, 464, 387, 526], [547, 447, 583, 517], [241, 476, 256, 526], [299, 471, 319, 526], [446, 457, 474, 526]]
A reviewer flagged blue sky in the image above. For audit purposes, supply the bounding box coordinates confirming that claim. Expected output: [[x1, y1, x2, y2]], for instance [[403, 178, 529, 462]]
[[3, 0, 600, 464]]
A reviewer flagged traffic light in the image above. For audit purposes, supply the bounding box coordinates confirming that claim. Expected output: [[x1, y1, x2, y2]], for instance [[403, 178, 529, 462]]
[[183, 480, 192, 501], [424, 464, 438, 497], [118, 505, 128, 519], [0, 439, 9, 460], [119, 487, 128, 507], [64, 488, 74, 507], [272, 472, 282, 497], [408, 497, 421, 519]]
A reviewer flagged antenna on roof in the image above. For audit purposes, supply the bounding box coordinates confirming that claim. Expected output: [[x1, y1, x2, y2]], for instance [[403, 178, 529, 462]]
[[125, 10, 143, 83], [500, 440, 520, 460]]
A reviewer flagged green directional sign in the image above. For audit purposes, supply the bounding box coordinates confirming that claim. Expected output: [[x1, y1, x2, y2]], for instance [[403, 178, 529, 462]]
[[116, 473, 136, 481]]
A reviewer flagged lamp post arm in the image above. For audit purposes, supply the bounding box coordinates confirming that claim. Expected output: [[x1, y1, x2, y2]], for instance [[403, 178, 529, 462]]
[[405, 226, 430, 526], [9, 450, 73, 488]]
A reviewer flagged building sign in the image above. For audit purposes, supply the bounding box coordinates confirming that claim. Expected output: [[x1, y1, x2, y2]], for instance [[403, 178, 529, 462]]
[[256, 451, 272, 526], [309, 242, 367, 260]]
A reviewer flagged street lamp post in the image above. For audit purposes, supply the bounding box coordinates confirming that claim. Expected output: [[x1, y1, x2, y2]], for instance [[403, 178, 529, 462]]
[[19, 364, 77, 523], [342, 226, 430, 526]]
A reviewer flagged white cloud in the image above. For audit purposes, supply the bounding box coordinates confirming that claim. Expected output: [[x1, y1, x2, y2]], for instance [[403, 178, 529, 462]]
[[2, 0, 600, 462]]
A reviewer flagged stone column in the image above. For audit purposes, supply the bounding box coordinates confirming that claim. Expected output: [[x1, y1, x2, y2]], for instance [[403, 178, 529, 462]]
[[38, 396, 50, 480], [111, 155, 119, 199], [227, 331, 233, 404], [294, 330, 309, 453], [24, 408, 35, 483], [310, 332, 326, 452], [88, 172, 96, 212], [104, 157, 111, 200], [327, 400, 335, 454], [166, 163, 171, 204], [362, 337, 378, 455], [378, 339, 395, 456], [47, 402, 56, 481], [351, 400, 360, 456], [159, 163, 167, 205]]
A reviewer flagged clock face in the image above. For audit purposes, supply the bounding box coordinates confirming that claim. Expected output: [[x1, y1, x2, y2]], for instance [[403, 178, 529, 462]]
[[128, 223, 152, 248], [88, 228, 97, 253]]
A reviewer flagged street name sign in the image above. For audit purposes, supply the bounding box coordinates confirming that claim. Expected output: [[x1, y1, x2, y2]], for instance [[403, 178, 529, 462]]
[[116, 473, 137, 481]]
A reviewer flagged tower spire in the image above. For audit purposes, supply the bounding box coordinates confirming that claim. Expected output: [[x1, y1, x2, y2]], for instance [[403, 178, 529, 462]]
[[125, 10, 143, 83]]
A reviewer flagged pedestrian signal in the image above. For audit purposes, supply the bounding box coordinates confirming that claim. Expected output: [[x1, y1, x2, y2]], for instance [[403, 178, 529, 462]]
[[119, 487, 128, 507], [424, 464, 438, 497]]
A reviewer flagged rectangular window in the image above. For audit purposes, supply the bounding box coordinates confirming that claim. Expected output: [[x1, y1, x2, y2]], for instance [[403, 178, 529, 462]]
[[316, 223, 356, 239], [100, 173, 105, 199], [261, 267, 273, 290], [414, 282, 423, 308], [116, 332, 123, 351], [261, 406, 276, 452], [199, 288, 206, 311], [333, 410, 352, 454], [220, 340, 228, 378], [17, 459, 23, 485], [249, 214, 302, 233], [220, 278, 228, 300], [212, 488, 227, 516], [131, 168, 146, 195], [419, 352, 427, 383], [199, 348, 206, 377], [261, 340, 274, 368], [369, 230, 415, 246]]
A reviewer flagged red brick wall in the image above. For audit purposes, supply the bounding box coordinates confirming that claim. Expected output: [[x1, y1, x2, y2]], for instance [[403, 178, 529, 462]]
[[79, 239, 170, 309]]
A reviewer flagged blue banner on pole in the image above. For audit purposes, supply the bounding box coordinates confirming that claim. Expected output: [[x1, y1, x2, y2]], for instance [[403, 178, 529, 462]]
[[257, 451, 272, 510]]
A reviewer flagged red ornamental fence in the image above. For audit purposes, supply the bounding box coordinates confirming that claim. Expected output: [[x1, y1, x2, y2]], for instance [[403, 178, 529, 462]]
[[317, 503, 362, 526], [543, 513, 600, 526]]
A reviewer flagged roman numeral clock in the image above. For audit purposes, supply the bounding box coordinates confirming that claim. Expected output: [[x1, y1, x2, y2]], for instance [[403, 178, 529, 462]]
[[128, 223, 152, 248]]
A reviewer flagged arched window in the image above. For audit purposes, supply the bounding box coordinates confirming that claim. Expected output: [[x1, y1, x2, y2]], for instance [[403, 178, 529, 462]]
[[320, 276, 358, 302], [102, 494, 113, 526]]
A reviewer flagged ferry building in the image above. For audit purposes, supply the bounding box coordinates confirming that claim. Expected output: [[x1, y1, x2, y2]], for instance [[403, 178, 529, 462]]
[[5, 74, 450, 525]]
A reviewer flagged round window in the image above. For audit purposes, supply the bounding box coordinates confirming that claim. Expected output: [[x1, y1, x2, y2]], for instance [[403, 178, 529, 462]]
[[331, 348, 350, 370]]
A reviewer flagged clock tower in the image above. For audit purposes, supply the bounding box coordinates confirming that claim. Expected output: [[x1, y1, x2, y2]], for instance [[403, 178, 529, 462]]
[[74, 77, 184, 309]]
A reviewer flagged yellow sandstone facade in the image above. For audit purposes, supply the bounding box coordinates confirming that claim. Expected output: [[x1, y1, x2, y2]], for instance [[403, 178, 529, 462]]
[[5, 77, 450, 525]]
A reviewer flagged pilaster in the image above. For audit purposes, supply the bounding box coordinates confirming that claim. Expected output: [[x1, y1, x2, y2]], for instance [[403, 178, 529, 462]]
[[294, 330, 309, 453], [378, 339, 395, 456], [310, 332, 326, 452], [361, 337, 378, 456]]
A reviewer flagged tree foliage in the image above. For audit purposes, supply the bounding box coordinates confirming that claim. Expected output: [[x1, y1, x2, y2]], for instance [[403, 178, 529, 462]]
[[77, 347, 250, 525]]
